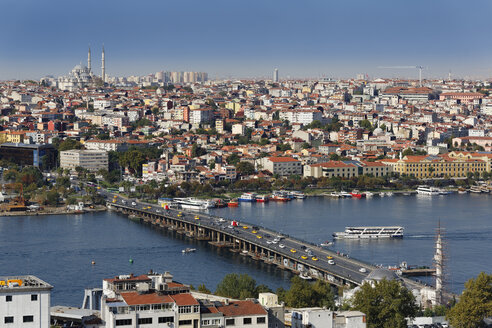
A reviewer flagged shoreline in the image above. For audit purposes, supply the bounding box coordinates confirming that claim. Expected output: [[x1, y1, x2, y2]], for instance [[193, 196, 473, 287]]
[[0, 206, 107, 217]]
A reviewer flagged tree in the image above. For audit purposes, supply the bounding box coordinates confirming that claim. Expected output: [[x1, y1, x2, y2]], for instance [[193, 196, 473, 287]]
[[197, 284, 211, 294], [279, 276, 335, 309], [402, 148, 414, 157], [215, 273, 266, 299], [235, 162, 255, 175], [447, 272, 492, 328], [191, 144, 207, 158], [58, 138, 83, 151], [45, 190, 60, 206], [227, 153, 241, 166], [359, 119, 373, 131], [351, 279, 418, 328]]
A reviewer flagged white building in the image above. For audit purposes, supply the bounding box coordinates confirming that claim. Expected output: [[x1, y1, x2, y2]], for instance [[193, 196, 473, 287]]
[[260, 157, 303, 176], [290, 308, 366, 328], [190, 109, 214, 124], [0, 275, 53, 328], [279, 109, 323, 125], [60, 149, 108, 172]]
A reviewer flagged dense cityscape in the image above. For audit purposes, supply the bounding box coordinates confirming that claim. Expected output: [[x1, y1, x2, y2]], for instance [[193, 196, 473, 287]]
[[2, 0, 492, 326]]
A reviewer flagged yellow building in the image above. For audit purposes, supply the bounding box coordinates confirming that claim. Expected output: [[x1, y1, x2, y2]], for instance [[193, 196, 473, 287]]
[[392, 154, 489, 178], [225, 101, 242, 113], [0, 131, 26, 144]]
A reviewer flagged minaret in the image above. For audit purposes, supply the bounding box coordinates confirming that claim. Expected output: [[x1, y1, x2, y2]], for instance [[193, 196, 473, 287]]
[[434, 221, 445, 305], [101, 45, 105, 83], [88, 46, 91, 73]]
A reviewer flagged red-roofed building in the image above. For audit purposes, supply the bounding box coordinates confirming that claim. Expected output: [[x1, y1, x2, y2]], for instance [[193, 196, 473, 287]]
[[261, 157, 302, 176]]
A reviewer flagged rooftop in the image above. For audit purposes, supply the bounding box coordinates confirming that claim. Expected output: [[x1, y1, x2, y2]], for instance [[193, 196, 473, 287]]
[[0, 275, 53, 292]]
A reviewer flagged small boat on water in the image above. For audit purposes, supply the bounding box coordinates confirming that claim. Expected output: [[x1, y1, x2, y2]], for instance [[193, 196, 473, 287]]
[[469, 186, 482, 193], [238, 192, 256, 202], [339, 191, 352, 198], [365, 191, 374, 198], [299, 272, 313, 280], [271, 191, 291, 202], [214, 199, 227, 208], [458, 187, 468, 194], [182, 248, 196, 253], [416, 186, 440, 196], [256, 195, 269, 203], [320, 241, 333, 247], [329, 192, 341, 198], [350, 190, 366, 199], [289, 191, 306, 199], [227, 199, 239, 207]]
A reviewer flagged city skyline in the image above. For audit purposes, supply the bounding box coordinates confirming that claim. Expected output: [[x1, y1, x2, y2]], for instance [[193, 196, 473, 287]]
[[2, 0, 492, 80]]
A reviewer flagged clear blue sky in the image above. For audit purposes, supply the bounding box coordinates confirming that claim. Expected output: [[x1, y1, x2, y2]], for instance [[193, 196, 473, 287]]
[[1, 0, 491, 80]]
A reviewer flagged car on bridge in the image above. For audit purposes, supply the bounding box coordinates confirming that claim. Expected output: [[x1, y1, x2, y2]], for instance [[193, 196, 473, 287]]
[[311, 257, 318, 261], [290, 249, 297, 253], [328, 259, 335, 265], [279, 244, 285, 248], [301, 255, 308, 260]]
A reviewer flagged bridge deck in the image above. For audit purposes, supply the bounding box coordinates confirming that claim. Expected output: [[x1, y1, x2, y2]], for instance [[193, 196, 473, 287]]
[[105, 192, 430, 291]]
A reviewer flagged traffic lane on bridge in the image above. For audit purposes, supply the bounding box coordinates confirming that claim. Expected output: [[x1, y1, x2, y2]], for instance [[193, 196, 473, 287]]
[[110, 198, 366, 282]]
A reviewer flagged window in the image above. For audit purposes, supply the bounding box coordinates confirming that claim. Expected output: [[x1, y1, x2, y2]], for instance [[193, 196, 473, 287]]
[[4, 317, 14, 324], [6, 295, 12, 302], [23, 316, 34, 323], [243, 317, 252, 324], [257, 317, 266, 324], [178, 319, 192, 325], [115, 319, 132, 326], [158, 317, 174, 323], [226, 318, 235, 326], [138, 318, 152, 325], [31, 294, 38, 301]]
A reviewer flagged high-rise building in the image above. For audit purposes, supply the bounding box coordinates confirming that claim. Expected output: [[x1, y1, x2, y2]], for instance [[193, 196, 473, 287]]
[[273, 68, 279, 83]]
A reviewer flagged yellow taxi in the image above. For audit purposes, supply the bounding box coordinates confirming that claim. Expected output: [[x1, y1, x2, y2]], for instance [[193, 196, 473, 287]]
[[301, 255, 308, 260], [327, 256, 333, 260], [251, 230, 257, 234], [177, 212, 182, 217], [290, 249, 297, 253], [243, 226, 249, 229], [194, 216, 200, 220], [311, 257, 319, 261], [256, 235, 262, 239]]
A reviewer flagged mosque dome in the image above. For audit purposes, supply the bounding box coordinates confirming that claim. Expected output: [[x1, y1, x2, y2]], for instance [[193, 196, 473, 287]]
[[373, 127, 384, 136]]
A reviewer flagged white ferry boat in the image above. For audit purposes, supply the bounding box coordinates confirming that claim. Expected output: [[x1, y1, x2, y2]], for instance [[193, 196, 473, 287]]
[[174, 198, 215, 210], [289, 191, 306, 199], [333, 226, 404, 239], [238, 192, 256, 202], [416, 186, 440, 195]]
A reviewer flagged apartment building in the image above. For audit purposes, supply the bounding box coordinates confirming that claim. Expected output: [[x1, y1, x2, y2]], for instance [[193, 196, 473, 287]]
[[303, 160, 389, 178], [0, 275, 53, 328], [261, 157, 302, 176], [391, 154, 488, 178], [60, 149, 108, 172]]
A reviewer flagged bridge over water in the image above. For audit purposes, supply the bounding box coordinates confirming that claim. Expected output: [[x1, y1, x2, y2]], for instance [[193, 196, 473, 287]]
[[106, 193, 428, 291]]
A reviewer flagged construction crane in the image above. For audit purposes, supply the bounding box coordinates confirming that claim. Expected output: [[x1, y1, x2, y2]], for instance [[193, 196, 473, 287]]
[[0, 183, 27, 212], [378, 66, 424, 87]]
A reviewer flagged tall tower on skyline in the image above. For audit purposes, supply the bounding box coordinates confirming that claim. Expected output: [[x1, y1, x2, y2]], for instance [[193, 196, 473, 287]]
[[273, 68, 279, 83], [101, 45, 106, 83], [87, 46, 91, 73], [434, 221, 445, 305]]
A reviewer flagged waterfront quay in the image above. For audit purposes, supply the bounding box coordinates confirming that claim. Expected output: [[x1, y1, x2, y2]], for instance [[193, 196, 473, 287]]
[[106, 191, 428, 292]]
